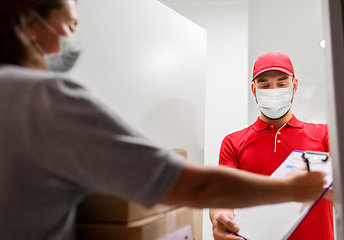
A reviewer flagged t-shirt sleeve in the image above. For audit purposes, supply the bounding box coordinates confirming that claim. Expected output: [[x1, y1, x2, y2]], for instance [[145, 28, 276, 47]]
[[26, 77, 185, 207], [219, 135, 239, 169]]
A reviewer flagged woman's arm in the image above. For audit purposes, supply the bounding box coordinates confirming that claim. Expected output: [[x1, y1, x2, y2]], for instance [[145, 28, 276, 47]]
[[161, 163, 326, 209]]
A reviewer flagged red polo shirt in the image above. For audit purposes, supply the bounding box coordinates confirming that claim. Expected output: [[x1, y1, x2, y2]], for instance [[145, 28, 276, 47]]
[[219, 115, 334, 240]]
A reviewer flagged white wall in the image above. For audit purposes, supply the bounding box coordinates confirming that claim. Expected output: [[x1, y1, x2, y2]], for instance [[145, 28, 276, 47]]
[[248, 0, 327, 125], [158, 1, 249, 239], [67, 2, 207, 239], [68, 0, 207, 168]]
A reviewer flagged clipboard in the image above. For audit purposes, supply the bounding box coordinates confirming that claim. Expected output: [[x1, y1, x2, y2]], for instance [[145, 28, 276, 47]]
[[231, 150, 332, 240]]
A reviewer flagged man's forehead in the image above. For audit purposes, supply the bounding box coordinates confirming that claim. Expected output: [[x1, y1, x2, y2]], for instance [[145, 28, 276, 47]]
[[255, 70, 292, 82]]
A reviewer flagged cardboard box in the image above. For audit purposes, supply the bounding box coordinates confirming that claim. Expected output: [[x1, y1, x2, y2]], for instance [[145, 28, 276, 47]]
[[77, 148, 186, 224], [171, 148, 187, 160], [77, 207, 194, 240], [77, 194, 178, 223]]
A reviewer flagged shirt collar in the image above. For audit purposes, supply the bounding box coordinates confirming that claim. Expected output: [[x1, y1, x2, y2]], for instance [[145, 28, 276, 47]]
[[252, 115, 304, 132], [286, 115, 304, 129], [252, 117, 271, 132]]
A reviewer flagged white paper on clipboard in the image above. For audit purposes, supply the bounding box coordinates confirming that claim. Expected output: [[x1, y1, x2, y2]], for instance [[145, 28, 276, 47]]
[[232, 150, 332, 240]]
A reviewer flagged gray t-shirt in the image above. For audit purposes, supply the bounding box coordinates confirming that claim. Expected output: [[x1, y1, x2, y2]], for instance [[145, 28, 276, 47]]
[[0, 65, 185, 240]]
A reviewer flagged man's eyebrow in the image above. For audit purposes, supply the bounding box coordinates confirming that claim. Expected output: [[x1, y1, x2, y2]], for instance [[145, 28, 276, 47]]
[[256, 79, 267, 83], [277, 76, 289, 81]]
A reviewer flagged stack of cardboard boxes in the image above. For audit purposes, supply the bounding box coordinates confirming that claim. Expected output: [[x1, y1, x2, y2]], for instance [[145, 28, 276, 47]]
[[76, 149, 195, 240]]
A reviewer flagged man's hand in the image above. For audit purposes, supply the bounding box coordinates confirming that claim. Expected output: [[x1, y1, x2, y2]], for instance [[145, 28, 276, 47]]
[[285, 167, 327, 202], [212, 212, 244, 240]]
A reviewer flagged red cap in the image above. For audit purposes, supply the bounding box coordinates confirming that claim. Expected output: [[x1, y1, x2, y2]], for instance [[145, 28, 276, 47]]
[[252, 52, 294, 81]]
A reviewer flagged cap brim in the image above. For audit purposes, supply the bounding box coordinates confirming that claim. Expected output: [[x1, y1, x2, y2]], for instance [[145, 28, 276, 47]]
[[252, 67, 294, 81]]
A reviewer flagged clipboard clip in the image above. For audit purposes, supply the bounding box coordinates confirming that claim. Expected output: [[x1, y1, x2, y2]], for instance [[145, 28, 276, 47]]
[[301, 151, 329, 171]]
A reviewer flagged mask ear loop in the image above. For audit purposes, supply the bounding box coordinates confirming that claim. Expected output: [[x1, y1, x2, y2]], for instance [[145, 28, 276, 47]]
[[32, 12, 62, 55], [31, 39, 45, 55], [34, 12, 60, 36]]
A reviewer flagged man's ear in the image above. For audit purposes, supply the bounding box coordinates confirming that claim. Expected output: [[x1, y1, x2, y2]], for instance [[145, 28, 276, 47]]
[[293, 78, 298, 94], [251, 82, 258, 104]]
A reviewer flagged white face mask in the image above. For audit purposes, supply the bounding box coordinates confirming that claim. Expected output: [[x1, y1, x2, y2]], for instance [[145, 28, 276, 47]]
[[34, 13, 82, 72], [256, 87, 294, 119], [44, 36, 82, 72]]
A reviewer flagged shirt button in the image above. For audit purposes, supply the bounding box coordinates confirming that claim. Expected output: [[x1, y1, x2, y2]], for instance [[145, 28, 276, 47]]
[[270, 125, 274, 128], [277, 132, 281, 134], [277, 140, 281, 143]]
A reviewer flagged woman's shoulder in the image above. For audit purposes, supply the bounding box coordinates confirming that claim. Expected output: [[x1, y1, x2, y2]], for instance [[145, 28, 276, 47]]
[[0, 64, 66, 82], [0, 64, 85, 91]]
